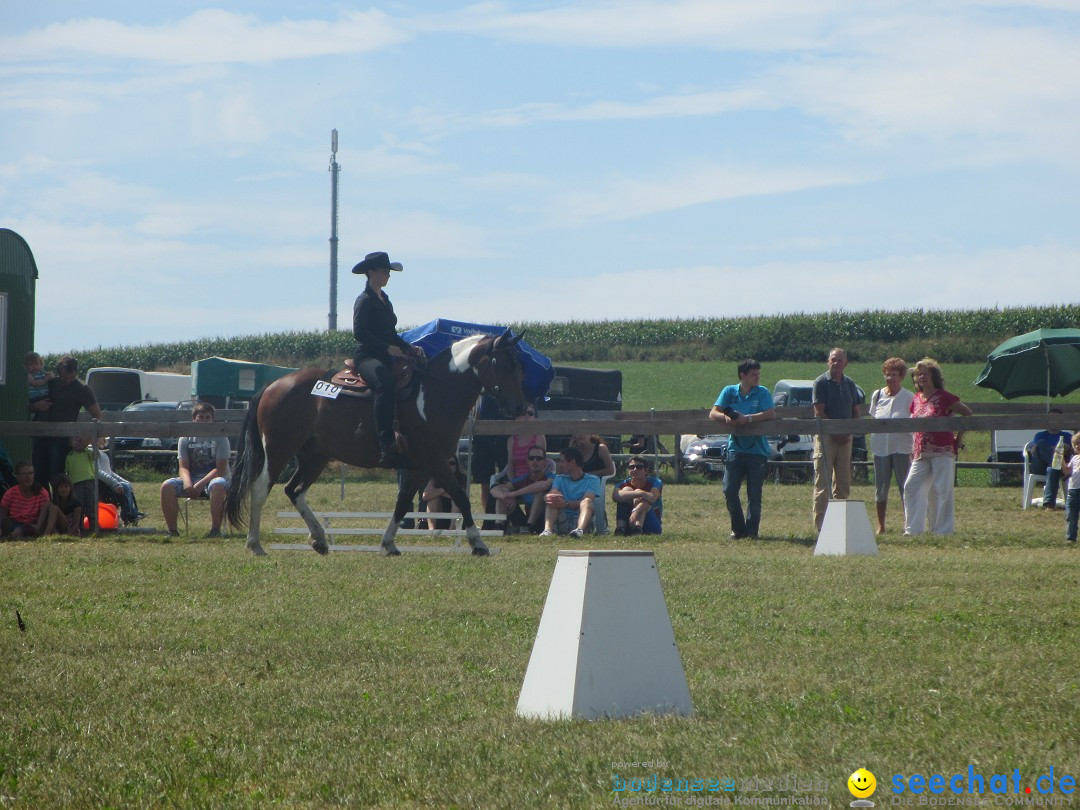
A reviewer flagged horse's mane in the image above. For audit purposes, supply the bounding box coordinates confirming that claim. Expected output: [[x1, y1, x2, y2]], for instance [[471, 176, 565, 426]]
[[440, 333, 497, 372]]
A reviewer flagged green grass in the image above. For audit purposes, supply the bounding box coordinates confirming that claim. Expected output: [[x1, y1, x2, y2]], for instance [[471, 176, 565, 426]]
[[584, 360, 996, 412], [3, 479, 1078, 808]]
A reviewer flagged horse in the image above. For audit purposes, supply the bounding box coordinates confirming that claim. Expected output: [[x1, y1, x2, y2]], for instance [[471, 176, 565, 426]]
[[224, 331, 530, 557]]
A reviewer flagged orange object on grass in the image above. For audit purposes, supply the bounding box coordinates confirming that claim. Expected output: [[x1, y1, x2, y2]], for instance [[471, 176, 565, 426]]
[[83, 502, 119, 531]]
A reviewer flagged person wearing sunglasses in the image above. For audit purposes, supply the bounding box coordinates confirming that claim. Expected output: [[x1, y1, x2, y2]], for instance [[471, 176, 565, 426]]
[[612, 456, 663, 535], [709, 358, 776, 539], [489, 446, 554, 534]]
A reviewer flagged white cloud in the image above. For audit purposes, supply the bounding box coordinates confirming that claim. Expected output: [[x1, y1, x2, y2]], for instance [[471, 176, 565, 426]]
[[429, 0, 842, 50], [769, 13, 1080, 153], [548, 162, 868, 225], [1, 9, 409, 65], [341, 208, 497, 260]]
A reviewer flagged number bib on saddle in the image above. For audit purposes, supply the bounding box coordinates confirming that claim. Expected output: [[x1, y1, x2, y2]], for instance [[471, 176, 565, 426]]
[[311, 380, 341, 399]]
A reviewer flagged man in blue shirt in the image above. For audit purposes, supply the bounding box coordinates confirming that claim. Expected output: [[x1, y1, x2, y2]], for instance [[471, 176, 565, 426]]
[[709, 359, 776, 539], [1030, 408, 1073, 509], [812, 347, 863, 531], [540, 446, 602, 538]]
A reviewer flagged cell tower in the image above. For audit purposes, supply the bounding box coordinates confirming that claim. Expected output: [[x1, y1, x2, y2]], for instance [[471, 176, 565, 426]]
[[328, 129, 340, 332]]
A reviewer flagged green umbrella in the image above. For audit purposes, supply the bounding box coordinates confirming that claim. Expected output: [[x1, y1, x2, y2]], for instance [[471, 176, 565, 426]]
[[974, 328, 1080, 407]]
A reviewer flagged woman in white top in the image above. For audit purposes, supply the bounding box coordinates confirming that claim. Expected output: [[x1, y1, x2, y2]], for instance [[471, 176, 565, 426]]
[[868, 357, 915, 534]]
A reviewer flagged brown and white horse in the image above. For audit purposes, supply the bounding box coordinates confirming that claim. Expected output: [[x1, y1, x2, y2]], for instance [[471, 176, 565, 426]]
[[225, 331, 529, 556]]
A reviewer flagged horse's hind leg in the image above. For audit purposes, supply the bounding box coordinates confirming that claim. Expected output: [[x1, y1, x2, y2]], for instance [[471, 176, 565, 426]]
[[246, 463, 273, 557], [284, 448, 331, 556]]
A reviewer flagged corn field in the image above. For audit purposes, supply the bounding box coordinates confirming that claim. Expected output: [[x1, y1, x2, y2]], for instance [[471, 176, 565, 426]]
[[44, 305, 1080, 370]]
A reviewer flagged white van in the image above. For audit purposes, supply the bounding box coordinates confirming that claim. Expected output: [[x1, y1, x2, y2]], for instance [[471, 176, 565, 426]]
[[86, 367, 192, 411]]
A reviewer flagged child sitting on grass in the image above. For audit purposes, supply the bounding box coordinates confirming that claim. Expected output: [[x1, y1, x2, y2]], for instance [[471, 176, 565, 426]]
[[50, 473, 83, 536]]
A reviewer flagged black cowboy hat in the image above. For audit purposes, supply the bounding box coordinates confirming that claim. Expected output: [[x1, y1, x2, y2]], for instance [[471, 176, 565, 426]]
[[351, 251, 403, 274]]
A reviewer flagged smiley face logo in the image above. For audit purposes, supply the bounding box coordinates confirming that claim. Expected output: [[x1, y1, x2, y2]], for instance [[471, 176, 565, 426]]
[[848, 768, 877, 798]]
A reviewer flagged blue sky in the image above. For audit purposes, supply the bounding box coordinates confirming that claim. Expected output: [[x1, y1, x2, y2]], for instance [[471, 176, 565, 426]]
[[4, 1, 1080, 354]]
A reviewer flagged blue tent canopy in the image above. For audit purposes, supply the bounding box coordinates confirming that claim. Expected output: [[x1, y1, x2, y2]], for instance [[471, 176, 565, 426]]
[[401, 318, 554, 402]]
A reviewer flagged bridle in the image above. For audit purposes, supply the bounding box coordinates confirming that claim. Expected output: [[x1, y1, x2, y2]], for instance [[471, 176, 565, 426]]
[[420, 335, 523, 403]]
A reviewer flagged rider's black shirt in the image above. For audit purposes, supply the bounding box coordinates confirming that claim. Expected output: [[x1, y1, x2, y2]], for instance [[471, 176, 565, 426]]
[[353, 283, 411, 362]]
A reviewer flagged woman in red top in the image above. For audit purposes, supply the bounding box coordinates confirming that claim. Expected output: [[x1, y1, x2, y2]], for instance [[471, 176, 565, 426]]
[[1, 461, 58, 538], [902, 359, 972, 536]]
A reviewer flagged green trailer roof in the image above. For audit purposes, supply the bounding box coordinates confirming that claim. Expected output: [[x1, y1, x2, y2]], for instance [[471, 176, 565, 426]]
[[191, 356, 297, 399]]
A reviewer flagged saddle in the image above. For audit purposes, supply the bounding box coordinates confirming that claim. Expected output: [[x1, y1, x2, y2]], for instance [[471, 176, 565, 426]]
[[327, 356, 416, 400]]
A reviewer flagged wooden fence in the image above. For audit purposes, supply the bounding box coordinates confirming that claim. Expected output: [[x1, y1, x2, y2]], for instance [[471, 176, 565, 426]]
[[4, 403, 1076, 482]]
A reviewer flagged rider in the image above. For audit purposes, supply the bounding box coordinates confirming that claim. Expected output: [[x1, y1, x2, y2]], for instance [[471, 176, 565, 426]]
[[352, 251, 423, 468]]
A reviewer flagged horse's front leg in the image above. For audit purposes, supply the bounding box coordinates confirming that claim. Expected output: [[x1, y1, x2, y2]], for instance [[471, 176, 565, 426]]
[[284, 453, 331, 556], [382, 469, 423, 557], [444, 476, 489, 557]]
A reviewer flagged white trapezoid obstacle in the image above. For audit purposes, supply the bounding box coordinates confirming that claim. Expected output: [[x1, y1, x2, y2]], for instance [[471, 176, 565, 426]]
[[516, 549, 693, 720]]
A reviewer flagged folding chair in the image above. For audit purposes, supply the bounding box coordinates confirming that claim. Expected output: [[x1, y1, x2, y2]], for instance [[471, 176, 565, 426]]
[[1021, 442, 1048, 509], [593, 474, 615, 534], [182, 495, 228, 537]]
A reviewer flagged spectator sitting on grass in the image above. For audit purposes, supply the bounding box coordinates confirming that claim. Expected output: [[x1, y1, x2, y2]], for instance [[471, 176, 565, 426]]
[[490, 445, 554, 534], [539, 446, 602, 539], [1, 461, 58, 539], [611, 455, 663, 536], [50, 473, 83, 537]]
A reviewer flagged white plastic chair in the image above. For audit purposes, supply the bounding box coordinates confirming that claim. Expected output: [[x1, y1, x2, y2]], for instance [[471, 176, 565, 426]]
[[1021, 442, 1047, 509], [592, 474, 614, 534]]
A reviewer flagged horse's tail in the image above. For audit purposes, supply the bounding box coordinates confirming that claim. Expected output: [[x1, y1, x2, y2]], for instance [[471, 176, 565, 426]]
[[225, 388, 266, 530]]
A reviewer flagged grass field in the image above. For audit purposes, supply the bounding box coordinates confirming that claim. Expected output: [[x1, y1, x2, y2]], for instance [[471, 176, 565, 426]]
[[2, 474, 1078, 808], [4, 357, 1078, 807]]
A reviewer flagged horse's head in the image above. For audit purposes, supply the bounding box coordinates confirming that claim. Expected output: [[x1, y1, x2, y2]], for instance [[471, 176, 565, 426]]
[[458, 330, 529, 417]]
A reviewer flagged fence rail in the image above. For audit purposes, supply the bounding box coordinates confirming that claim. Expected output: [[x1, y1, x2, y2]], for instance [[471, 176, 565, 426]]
[[3, 406, 1076, 441]]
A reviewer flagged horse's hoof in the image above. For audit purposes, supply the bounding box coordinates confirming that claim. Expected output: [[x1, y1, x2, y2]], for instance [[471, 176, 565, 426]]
[[248, 543, 268, 557], [471, 546, 490, 557], [381, 545, 402, 557], [311, 539, 330, 556]]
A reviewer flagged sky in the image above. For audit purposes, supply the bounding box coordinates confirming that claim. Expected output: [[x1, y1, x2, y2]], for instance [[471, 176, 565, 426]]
[[4, 1, 1080, 355]]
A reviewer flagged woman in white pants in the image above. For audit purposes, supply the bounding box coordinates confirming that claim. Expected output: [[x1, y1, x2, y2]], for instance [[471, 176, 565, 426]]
[[868, 357, 915, 534], [903, 359, 972, 536]]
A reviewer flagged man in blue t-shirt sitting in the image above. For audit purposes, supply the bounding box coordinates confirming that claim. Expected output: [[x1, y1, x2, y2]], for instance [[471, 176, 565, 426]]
[[539, 446, 602, 539], [709, 358, 777, 539], [1029, 408, 1073, 509]]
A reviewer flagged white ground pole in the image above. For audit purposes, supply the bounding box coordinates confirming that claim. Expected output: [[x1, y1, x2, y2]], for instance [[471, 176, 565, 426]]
[[516, 549, 693, 720], [813, 500, 879, 556]]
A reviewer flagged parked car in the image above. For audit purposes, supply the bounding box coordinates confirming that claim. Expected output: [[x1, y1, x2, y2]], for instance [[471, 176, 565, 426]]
[[772, 378, 867, 482], [111, 400, 192, 469], [681, 435, 728, 479]]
